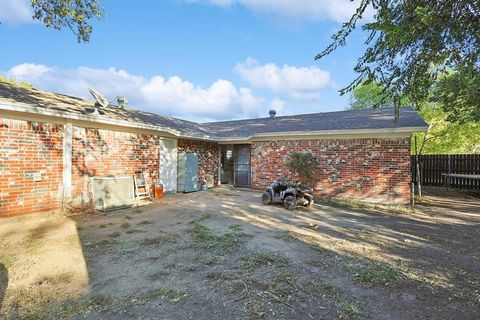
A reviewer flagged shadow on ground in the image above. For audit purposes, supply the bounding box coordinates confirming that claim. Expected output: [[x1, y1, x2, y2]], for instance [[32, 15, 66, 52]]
[[0, 186, 479, 319]]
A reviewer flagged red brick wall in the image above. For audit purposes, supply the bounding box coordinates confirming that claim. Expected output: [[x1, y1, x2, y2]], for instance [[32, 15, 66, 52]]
[[178, 139, 219, 186], [71, 127, 161, 201], [0, 119, 63, 217], [251, 138, 412, 203]]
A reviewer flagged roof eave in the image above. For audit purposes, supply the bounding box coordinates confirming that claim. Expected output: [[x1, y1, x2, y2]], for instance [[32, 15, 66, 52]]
[[216, 126, 428, 143], [0, 101, 428, 143], [0, 101, 215, 141]]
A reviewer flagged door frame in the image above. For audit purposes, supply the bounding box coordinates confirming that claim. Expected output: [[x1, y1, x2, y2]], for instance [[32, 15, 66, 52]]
[[219, 143, 251, 188]]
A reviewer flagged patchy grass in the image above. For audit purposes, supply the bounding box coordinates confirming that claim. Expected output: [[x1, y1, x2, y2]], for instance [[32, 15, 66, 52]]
[[228, 224, 242, 232], [187, 223, 250, 254], [274, 230, 297, 241], [0, 255, 15, 269], [132, 208, 143, 214], [340, 299, 362, 318], [234, 231, 255, 238], [337, 256, 403, 286], [0, 75, 33, 88], [88, 293, 112, 306], [108, 231, 121, 238], [64, 200, 96, 216], [188, 213, 213, 224], [139, 233, 178, 245], [2, 286, 111, 320], [204, 256, 220, 266], [85, 239, 119, 250], [314, 196, 418, 215], [206, 270, 232, 282], [242, 251, 290, 270], [126, 229, 144, 234], [137, 220, 153, 226], [120, 221, 131, 229], [150, 270, 170, 280], [269, 272, 297, 299], [41, 272, 75, 286], [141, 287, 188, 303]]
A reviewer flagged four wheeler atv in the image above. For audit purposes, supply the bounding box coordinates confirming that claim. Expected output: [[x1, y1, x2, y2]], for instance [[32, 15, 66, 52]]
[[262, 178, 314, 210]]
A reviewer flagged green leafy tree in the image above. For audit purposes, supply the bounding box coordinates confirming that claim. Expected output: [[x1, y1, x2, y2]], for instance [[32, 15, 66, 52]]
[[28, 0, 104, 42], [349, 80, 480, 154], [316, 0, 480, 121], [432, 67, 480, 123], [286, 152, 318, 187], [413, 105, 480, 154], [0, 75, 32, 88], [349, 80, 410, 110]]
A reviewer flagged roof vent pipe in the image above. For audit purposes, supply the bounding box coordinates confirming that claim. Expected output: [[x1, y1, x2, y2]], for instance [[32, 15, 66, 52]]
[[269, 109, 276, 118], [117, 97, 128, 109]]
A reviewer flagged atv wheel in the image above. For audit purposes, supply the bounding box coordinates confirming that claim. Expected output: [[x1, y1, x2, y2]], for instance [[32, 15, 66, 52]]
[[262, 192, 273, 205], [307, 198, 314, 207], [284, 195, 297, 210]]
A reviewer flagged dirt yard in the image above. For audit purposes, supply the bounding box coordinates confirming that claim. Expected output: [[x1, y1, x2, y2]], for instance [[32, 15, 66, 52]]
[[1, 187, 479, 319]]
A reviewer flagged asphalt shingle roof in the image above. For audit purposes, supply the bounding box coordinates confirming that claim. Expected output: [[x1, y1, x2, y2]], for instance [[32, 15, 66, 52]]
[[202, 107, 427, 138], [0, 83, 427, 140]]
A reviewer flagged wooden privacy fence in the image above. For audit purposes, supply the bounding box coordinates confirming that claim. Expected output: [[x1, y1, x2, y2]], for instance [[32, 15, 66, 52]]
[[412, 154, 480, 190], [411, 154, 480, 189]]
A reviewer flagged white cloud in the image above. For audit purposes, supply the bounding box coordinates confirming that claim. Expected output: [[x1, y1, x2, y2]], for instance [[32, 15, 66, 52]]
[[184, 0, 372, 23], [6, 63, 263, 120], [234, 57, 331, 100], [0, 0, 32, 25]]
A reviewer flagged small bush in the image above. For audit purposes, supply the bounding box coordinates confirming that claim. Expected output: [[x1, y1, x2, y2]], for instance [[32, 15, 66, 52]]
[[286, 152, 318, 187]]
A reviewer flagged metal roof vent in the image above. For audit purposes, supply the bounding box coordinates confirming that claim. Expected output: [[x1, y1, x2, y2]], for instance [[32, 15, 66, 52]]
[[269, 109, 276, 118], [117, 97, 128, 109]]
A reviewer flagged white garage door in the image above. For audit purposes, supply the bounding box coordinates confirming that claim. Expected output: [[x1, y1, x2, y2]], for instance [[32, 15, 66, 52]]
[[159, 138, 178, 193]]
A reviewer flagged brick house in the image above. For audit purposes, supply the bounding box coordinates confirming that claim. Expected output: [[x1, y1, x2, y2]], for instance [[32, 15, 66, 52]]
[[0, 83, 427, 217]]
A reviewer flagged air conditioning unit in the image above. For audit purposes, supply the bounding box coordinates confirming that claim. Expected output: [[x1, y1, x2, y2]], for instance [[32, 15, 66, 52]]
[[93, 176, 135, 211]]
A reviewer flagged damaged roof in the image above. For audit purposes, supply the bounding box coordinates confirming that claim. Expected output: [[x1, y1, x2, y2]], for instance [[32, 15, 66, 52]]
[[0, 82, 428, 140]]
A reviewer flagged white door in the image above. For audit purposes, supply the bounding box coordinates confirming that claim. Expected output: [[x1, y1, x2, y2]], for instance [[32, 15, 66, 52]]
[[159, 138, 178, 193]]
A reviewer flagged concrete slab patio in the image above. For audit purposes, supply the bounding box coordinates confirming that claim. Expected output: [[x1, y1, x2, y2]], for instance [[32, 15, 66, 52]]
[[0, 187, 479, 319]]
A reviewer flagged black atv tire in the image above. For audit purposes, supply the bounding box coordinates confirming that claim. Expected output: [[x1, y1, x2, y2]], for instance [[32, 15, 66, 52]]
[[262, 192, 273, 205], [284, 195, 297, 210]]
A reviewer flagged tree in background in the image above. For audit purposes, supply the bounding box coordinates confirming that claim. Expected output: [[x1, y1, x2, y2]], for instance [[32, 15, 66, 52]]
[[350, 80, 410, 110], [432, 67, 480, 124], [349, 81, 480, 154], [0, 75, 32, 88], [5, 0, 105, 42], [412, 104, 480, 155], [316, 0, 480, 121]]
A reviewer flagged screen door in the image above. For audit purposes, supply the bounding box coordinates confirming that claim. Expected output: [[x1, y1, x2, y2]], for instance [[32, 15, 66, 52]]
[[234, 144, 251, 187]]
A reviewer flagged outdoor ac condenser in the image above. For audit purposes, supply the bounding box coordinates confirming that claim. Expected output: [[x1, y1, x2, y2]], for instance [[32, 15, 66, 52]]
[[93, 176, 135, 211]]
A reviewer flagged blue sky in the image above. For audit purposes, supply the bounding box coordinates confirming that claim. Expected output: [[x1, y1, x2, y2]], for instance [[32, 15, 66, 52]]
[[0, 0, 370, 121]]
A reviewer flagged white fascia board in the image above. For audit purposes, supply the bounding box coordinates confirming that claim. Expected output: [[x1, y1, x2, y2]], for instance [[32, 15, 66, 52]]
[[0, 101, 213, 141], [0, 101, 427, 143], [217, 126, 428, 143]]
